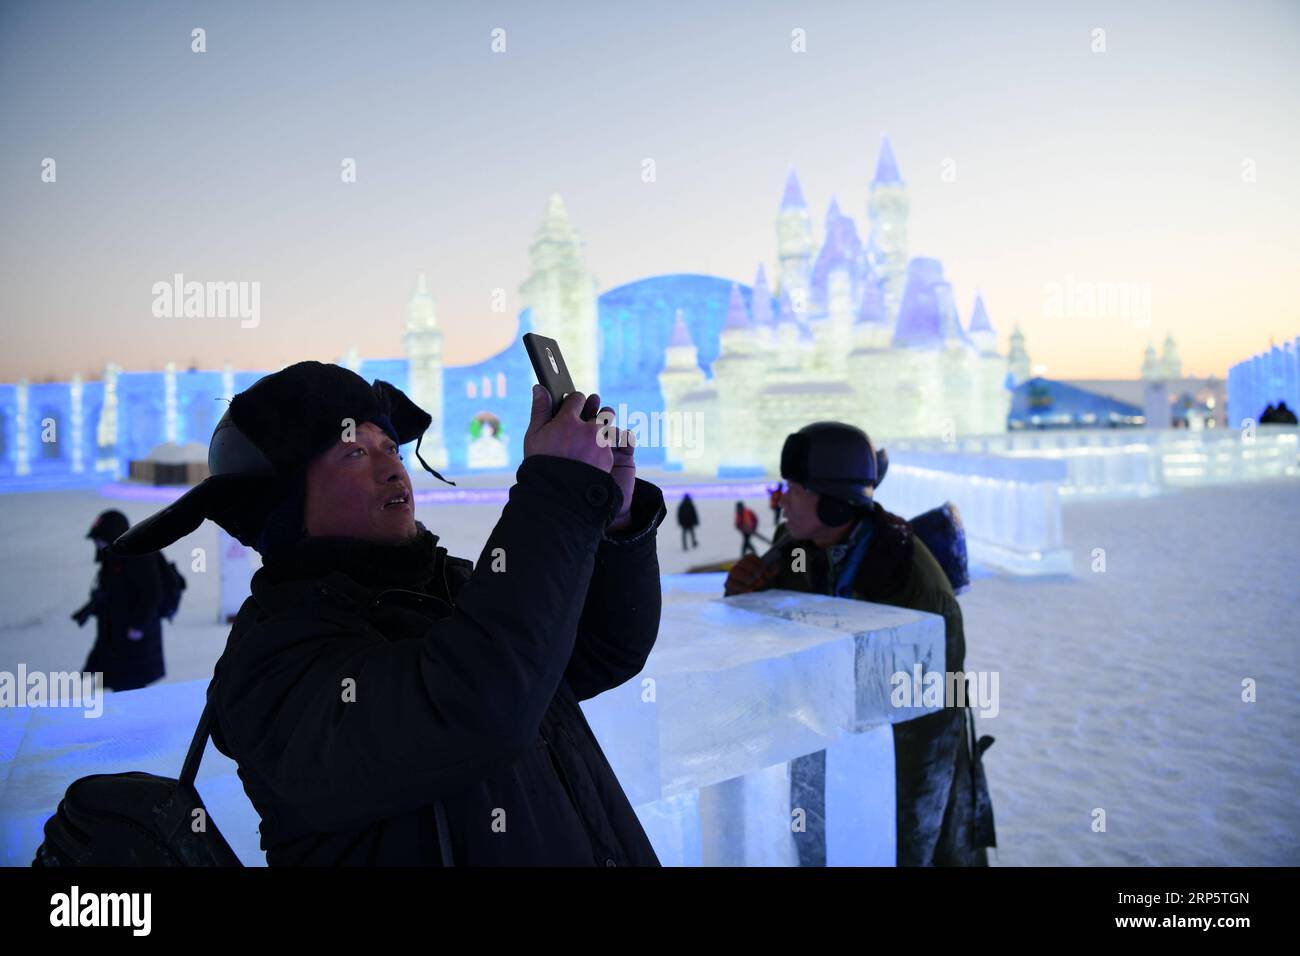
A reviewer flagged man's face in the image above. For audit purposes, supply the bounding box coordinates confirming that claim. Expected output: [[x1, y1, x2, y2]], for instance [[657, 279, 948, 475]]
[[781, 480, 823, 541], [781, 480, 858, 543], [303, 421, 417, 544]]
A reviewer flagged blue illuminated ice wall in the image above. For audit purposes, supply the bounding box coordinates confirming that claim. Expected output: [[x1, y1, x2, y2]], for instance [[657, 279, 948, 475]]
[[0, 273, 754, 488]]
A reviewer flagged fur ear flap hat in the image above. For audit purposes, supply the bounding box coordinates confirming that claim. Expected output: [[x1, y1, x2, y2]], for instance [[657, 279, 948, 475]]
[[111, 361, 454, 555]]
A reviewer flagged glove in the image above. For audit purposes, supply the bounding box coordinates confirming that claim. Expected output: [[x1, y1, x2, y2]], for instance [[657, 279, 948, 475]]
[[724, 553, 781, 596]]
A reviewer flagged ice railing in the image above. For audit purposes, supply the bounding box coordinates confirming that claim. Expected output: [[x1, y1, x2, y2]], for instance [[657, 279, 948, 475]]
[[0, 573, 946, 867], [887, 425, 1299, 498], [876, 449, 1072, 576]]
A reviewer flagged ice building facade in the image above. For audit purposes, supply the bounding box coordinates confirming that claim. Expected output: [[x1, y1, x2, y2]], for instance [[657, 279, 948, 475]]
[[0, 137, 1013, 488], [1227, 338, 1300, 426]]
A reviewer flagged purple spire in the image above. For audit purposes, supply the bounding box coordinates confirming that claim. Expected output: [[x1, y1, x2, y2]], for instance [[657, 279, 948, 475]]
[[935, 281, 968, 342], [810, 198, 864, 312], [752, 265, 774, 326], [668, 309, 693, 348], [892, 258, 946, 345], [723, 282, 750, 331], [780, 169, 807, 210], [968, 292, 994, 333], [872, 135, 902, 186]]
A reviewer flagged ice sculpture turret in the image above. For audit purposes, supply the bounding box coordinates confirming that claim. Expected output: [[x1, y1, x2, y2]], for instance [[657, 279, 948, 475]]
[[847, 278, 895, 437], [852, 277, 891, 350], [1141, 342, 1162, 380], [967, 292, 997, 354], [1007, 324, 1032, 386], [520, 193, 600, 394], [402, 271, 449, 469], [1161, 333, 1182, 380], [968, 293, 1013, 435], [751, 264, 776, 347], [657, 309, 712, 471], [776, 169, 814, 320], [867, 136, 909, 325], [889, 258, 951, 437], [810, 196, 866, 316], [713, 283, 763, 472]]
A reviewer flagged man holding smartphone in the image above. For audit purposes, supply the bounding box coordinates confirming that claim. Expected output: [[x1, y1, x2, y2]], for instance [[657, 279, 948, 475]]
[[112, 359, 667, 865]]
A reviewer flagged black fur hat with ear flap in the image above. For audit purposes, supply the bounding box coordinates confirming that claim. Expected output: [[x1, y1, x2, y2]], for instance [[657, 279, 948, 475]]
[[779, 421, 885, 509], [111, 361, 454, 555]]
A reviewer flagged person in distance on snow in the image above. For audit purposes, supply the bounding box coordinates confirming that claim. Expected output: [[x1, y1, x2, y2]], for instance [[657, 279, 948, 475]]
[[74, 509, 166, 692], [676, 492, 699, 550], [112, 361, 668, 865]]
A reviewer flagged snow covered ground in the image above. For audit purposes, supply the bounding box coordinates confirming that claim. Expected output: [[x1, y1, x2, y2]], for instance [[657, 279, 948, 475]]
[[1, 473, 1297, 865], [960, 477, 1300, 866]]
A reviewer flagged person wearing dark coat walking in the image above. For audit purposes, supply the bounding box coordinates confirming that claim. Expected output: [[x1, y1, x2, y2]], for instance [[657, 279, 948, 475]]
[[677, 493, 699, 550], [111, 361, 668, 866], [724, 422, 995, 867], [75, 510, 165, 692]]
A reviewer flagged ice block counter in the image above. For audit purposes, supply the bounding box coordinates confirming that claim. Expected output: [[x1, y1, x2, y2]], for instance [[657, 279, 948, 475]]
[[0, 572, 945, 867], [614, 572, 946, 865]]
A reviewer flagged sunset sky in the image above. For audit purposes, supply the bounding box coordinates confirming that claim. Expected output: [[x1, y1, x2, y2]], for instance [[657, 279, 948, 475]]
[[2, 0, 1297, 383]]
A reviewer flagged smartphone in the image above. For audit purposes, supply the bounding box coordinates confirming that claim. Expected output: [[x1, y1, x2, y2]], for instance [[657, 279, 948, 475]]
[[523, 332, 581, 419]]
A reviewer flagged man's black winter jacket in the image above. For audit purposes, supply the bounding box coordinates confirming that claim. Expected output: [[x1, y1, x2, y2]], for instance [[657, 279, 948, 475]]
[[208, 455, 668, 865]]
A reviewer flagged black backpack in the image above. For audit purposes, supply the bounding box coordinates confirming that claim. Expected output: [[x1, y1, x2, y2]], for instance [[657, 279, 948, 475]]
[[156, 553, 187, 621], [32, 685, 457, 867], [32, 697, 243, 867]]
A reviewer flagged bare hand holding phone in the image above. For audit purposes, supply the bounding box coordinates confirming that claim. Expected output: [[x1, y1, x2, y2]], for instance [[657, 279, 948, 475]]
[[523, 386, 613, 472]]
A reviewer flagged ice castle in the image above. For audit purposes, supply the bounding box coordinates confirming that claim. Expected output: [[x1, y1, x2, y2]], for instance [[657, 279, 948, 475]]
[[0, 137, 1011, 489], [649, 137, 1012, 474]]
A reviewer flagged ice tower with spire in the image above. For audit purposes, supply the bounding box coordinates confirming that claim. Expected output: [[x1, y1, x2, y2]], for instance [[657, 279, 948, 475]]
[[776, 170, 814, 320], [1161, 333, 1182, 379], [867, 136, 910, 324], [1008, 324, 1033, 385], [402, 271, 449, 470], [519, 194, 601, 394]]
